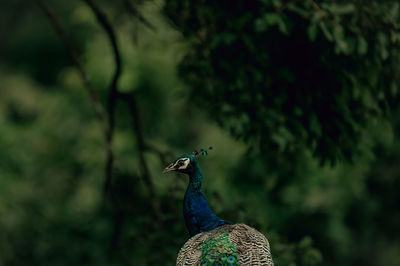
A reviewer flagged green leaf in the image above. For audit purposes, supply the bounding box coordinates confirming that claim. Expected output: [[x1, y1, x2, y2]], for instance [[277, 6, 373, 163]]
[[328, 3, 356, 15], [357, 36, 368, 55], [319, 21, 333, 41], [264, 13, 288, 34], [307, 23, 319, 41]]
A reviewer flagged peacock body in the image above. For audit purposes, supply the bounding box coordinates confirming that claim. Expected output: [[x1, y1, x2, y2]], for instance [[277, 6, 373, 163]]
[[177, 224, 273, 265], [163, 154, 274, 266]]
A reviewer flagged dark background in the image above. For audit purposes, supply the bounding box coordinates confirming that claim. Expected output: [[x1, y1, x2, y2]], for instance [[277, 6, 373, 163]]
[[0, 0, 399, 265]]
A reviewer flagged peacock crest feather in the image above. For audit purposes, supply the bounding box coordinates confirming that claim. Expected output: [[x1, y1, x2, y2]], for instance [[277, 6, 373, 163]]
[[192, 147, 213, 158]]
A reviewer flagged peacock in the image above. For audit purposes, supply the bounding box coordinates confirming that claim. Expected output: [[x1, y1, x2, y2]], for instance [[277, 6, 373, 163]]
[[163, 150, 274, 265]]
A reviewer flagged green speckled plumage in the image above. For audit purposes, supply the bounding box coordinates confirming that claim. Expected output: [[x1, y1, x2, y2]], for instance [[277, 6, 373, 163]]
[[177, 224, 273, 265], [198, 228, 238, 265]]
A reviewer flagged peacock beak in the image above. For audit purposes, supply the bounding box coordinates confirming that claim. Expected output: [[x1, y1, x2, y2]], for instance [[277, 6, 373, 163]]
[[162, 164, 176, 173]]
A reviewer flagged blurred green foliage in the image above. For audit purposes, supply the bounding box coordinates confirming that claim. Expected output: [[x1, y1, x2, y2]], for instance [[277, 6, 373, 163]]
[[0, 0, 399, 266], [164, 0, 400, 164]]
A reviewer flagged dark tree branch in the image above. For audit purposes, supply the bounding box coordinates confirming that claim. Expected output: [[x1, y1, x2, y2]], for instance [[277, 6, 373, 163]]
[[35, 1, 122, 260], [35, 1, 116, 199], [310, 0, 322, 12], [82, 0, 122, 198], [34, 0, 109, 141], [82, 0, 162, 219], [123, 0, 156, 31], [37, 1, 163, 259], [117, 92, 162, 219]]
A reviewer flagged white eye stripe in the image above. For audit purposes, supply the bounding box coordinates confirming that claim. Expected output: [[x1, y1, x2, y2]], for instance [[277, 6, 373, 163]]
[[176, 158, 190, 169]]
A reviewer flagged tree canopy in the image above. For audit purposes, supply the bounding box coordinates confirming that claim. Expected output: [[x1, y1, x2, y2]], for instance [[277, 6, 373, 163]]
[[164, 0, 400, 164]]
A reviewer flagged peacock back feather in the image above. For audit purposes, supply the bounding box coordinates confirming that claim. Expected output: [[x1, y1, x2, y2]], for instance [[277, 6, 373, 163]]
[[177, 224, 273, 266]]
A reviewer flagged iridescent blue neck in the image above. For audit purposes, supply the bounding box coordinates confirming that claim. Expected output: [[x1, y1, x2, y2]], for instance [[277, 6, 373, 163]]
[[183, 161, 231, 237], [187, 162, 203, 192]]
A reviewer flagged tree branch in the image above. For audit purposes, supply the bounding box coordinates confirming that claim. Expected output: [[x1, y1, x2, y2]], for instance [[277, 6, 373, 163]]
[[35, 0, 162, 262], [310, 0, 322, 12], [82, 0, 162, 219], [34, 0, 109, 140], [117, 92, 162, 219], [37, 0, 163, 257], [82, 0, 122, 197], [34, 1, 116, 199], [123, 0, 156, 31]]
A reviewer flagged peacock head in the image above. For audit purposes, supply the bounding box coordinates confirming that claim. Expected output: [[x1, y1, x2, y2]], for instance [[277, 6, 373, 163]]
[[162, 154, 196, 175], [162, 147, 212, 175]]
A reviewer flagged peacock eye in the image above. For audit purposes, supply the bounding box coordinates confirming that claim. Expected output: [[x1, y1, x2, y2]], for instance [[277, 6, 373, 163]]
[[177, 160, 184, 166]]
